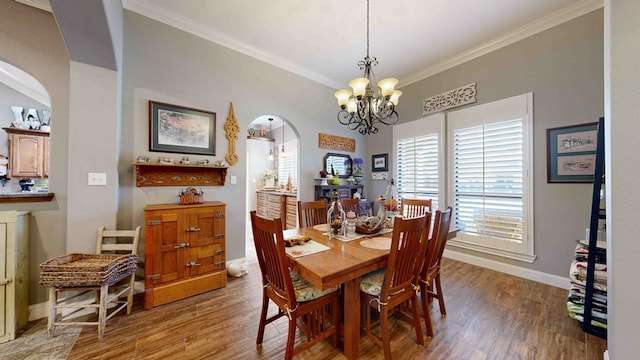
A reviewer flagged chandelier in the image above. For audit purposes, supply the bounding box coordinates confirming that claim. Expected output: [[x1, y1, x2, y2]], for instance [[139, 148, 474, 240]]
[[334, 0, 401, 135]]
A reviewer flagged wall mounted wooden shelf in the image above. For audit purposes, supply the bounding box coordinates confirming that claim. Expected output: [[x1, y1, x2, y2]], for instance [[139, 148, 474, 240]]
[[246, 135, 274, 142], [134, 163, 228, 187]]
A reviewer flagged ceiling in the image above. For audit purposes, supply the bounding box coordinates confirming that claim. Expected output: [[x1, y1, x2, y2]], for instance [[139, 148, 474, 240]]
[[123, 0, 602, 90]]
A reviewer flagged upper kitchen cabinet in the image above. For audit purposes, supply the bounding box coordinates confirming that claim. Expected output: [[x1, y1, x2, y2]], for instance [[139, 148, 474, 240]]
[[3, 127, 50, 178]]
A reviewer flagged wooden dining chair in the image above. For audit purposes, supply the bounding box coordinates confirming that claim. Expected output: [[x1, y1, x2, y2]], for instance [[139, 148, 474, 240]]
[[360, 213, 432, 359], [250, 211, 339, 360], [400, 198, 432, 218], [419, 206, 453, 337], [297, 199, 328, 227], [340, 198, 361, 216], [46, 226, 141, 339]]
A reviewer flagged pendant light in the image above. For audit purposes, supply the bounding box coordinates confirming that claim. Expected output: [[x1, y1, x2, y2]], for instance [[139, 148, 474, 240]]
[[267, 118, 274, 161]]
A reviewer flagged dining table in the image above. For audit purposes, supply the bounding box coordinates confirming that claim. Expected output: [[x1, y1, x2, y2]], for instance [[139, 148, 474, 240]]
[[283, 224, 457, 360]]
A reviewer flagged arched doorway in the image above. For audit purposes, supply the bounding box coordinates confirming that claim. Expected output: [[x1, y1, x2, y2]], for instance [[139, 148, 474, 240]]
[[0, 60, 51, 192], [245, 115, 300, 261]]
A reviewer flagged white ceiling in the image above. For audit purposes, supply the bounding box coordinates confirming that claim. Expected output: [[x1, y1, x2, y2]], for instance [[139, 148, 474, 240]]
[[123, 0, 602, 90]]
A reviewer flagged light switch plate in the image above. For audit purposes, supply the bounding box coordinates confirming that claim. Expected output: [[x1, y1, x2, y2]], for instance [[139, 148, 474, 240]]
[[88, 172, 107, 186], [230, 175, 237, 184]]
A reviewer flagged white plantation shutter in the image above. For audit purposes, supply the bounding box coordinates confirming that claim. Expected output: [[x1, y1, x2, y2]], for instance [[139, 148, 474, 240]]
[[448, 93, 533, 260], [396, 134, 439, 210], [393, 113, 445, 211], [453, 119, 523, 240]]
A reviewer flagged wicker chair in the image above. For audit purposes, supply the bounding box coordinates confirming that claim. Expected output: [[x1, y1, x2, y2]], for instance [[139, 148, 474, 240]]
[[44, 226, 140, 339], [250, 211, 340, 359]]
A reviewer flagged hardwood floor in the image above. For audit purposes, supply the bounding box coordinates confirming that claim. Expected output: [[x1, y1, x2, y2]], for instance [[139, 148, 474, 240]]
[[61, 258, 606, 359]]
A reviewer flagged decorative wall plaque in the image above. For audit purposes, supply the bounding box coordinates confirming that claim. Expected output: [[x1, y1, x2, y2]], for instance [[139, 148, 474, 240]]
[[422, 83, 477, 115], [318, 133, 355, 152], [224, 102, 240, 166]]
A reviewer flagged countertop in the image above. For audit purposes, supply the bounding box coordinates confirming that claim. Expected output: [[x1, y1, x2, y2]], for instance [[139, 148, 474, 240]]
[[256, 189, 297, 197], [0, 192, 55, 203]]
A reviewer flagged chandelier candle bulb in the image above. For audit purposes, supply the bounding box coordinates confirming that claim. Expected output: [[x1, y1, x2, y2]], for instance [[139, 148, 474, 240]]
[[378, 78, 398, 97]]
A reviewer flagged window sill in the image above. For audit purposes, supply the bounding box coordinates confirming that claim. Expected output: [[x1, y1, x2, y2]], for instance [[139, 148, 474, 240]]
[[447, 238, 536, 263]]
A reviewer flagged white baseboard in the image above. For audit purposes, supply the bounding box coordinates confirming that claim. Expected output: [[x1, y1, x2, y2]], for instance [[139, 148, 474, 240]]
[[443, 249, 571, 290], [604, 350, 609, 360]]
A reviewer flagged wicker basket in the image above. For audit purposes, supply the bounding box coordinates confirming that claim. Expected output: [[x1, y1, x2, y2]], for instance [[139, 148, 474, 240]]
[[356, 223, 386, 235], [39, 253, 137, 287], [179, 193, 204, 205]]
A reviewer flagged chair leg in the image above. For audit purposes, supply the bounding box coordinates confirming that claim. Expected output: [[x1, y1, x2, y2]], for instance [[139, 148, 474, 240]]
[[380, 307, 392, 360], [420, 283, 434, 338], [47, 287, 57, 337], [434, 274, 447, 315], [98, 285, 108, 339], [126, 274, 135, 314], [331, 297, 339, 349], [285, 317, 297, 360], [256, 294, 269, 345], [411, 295, 425, 345]]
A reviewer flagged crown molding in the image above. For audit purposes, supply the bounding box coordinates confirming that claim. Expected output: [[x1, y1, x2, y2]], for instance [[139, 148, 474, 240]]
[[122, 0, 342, 89], [400, 0, 604, 87]]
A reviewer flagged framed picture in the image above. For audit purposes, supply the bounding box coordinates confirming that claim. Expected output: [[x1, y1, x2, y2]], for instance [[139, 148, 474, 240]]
[[149, 101, 216, 155], [547, 122, 598, 183], [372, 153, 388, 172]]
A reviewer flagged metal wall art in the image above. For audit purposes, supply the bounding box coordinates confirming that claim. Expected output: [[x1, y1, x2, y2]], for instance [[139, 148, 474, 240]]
[[422, 83, 477, 115]]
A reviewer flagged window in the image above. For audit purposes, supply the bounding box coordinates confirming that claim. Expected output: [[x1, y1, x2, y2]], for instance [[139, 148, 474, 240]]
[[393, 94, 534, 262], [277, 140, 297, 187], [447, 93, 534, 261], [394, 113, 445, 210]]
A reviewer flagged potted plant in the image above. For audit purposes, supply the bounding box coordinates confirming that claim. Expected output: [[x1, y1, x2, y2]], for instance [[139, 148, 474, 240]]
[[263, 169, 277, 188]]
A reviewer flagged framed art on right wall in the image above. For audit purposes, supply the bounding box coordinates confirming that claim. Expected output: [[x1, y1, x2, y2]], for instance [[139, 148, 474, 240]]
[[547, 122, 598, 183], [372, 153, 388, 172]]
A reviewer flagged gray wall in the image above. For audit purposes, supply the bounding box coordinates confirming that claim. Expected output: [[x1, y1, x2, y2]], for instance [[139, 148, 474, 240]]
[[366, 9, 604, 278], [0, 0, 70, 304], [607, 0, 640, 357], [120, 11, 368, 261]]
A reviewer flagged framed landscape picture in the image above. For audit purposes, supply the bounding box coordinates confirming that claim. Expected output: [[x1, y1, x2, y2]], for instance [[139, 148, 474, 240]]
[[372, 153, 388, 172], [149, 101, 216, 155], [547, 122, 598, 183]]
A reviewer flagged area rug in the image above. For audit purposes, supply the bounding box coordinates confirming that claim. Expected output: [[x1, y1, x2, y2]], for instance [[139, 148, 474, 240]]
[[0, 318, 80, 360]]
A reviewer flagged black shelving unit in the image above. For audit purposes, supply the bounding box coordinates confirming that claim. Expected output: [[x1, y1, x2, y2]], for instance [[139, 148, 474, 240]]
[[583, 117, 607, 339]]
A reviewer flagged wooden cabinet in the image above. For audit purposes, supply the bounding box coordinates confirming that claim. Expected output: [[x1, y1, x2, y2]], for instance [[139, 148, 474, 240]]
[[314, 185, 364, 202], [144, 202, 226, 309], [0, 211, 29, 344], [256, 191, 297, 229], [3, 128, 49, 178]]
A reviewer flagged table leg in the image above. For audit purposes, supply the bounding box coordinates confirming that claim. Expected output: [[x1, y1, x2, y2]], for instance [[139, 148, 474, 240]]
[[343, 277, 361, 359]]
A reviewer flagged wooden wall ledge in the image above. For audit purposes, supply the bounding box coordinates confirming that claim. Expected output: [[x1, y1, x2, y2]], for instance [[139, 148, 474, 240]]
[[0, 192, 54, 203], [134, 163, 228, 187]]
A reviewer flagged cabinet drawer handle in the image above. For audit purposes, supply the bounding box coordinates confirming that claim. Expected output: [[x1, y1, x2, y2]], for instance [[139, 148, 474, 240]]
[[186, 261, 201, 267], [186, 227, 201, 232], [215, 249, 225, 255], [215, 261, 224, 267], [215, 234, 224, 239], [174, 243, 190, 249]]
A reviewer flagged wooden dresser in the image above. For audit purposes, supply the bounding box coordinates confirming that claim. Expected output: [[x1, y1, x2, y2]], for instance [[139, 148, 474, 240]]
[[143, 201, 226, 309], [256, 191, 297, 229]]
